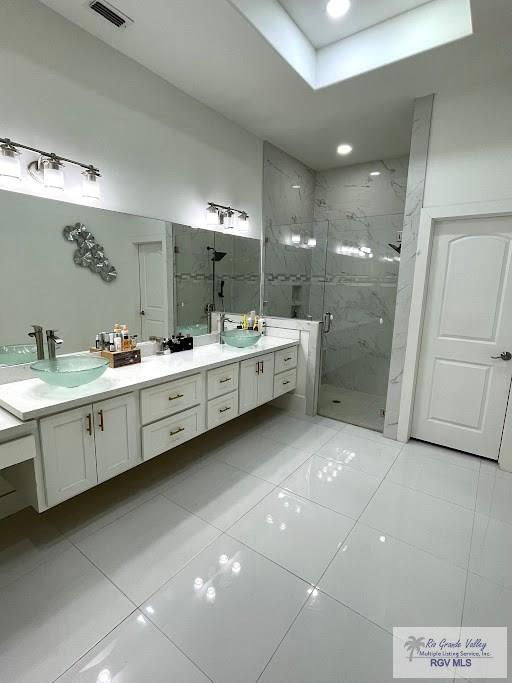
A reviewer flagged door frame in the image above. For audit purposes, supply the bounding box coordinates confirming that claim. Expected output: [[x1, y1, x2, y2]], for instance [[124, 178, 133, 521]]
[[398, 200, 512, 471]]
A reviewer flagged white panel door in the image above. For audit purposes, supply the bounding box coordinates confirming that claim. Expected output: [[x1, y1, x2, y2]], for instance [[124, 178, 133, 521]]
[[94, 393, 139, 483], [412, 217, 512, 459], [40, 405, 97, 506], [138, 242, 166, 339]]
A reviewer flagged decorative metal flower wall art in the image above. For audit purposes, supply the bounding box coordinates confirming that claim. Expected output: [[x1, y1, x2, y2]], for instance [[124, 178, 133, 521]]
[[63, 223, 117, 282]]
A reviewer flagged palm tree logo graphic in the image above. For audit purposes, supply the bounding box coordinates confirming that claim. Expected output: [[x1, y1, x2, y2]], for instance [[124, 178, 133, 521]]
[[404, 636, 426, 662]]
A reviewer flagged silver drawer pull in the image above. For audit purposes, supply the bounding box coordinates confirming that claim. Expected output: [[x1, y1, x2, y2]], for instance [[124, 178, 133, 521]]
[[169, 393, 185, 401], [169, 427, 185, 436], [282, 380, 291, 385], [219, 406, 231, 414], [219, 377, 231, 384], [284, 357, 293, 362]]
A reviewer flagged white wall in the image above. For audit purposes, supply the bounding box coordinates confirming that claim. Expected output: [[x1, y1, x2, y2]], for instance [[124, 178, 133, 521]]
[[424, 77, 512, 208], [0, 0, 262, 238]]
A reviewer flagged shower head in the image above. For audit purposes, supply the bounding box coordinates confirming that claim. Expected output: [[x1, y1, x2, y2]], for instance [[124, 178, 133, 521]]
[[207, 246, 227, 262]]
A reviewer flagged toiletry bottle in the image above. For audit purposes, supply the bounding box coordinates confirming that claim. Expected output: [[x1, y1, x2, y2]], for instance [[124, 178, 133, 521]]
[[95, 334, 101, 350], [259, 317, 266, 335], [122, 325, 130, 351]]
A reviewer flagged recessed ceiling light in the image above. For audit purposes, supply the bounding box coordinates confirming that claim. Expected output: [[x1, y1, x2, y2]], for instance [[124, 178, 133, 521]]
[[370, 171, 381, 176], [337, 143, 353, 156], [326, 0, 350, 19]]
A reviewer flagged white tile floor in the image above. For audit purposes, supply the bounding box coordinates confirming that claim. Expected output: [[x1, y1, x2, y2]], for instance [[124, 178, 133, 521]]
[[0, 405, 511, 682]]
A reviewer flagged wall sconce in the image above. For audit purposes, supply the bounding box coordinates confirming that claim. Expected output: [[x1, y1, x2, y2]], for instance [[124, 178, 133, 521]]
[[0, 136, 101, 199], [206, 202, 250, 231]]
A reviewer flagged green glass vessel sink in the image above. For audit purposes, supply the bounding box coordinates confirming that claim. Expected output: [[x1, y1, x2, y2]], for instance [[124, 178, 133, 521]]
[[221, 330, 261, 348], [31, 356, 109, 388], [0, 344, 38, 366]]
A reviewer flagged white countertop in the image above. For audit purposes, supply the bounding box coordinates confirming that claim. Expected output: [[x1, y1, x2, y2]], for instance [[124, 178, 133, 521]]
[[0, 407, 36, 440], [0, 337, 299, 421]]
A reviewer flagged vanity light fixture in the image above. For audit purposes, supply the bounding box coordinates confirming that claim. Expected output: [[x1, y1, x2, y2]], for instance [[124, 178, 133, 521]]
[[41, 156, 65, 190], [82, 167, 101, 199], [0, 136, 101, 198], [337, 143, 353, 156], [291, 184, 301, 190], [205, 202, 250, 231], [0, 141, 21, 181], [307, 237, 317, 247], [291, 233, 301, 244], [370, 171, 381, 177], [326, 0, 350, 19]]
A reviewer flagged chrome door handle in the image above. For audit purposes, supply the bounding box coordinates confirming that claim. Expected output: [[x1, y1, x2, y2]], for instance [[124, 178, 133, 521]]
[[491, 351, 512, 361]]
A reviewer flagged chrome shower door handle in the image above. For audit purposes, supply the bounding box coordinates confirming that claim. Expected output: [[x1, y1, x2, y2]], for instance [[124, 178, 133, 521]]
[[491, 351, 512, 361], [323, 312, 333, 333]]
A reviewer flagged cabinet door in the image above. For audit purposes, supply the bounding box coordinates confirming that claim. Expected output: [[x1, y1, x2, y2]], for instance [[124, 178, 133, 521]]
[[94, 393, 139, 483], [40, 405, 97, 506], [239, 357, 259, 414], [257, 353, 275, 406]]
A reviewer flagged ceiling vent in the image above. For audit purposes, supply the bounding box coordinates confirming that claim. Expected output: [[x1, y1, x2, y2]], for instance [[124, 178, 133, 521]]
[[89, 1, 133, 28]]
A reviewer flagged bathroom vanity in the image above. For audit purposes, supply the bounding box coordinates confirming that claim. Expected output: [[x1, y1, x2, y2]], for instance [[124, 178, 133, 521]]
[[0, 337, 298, 511]]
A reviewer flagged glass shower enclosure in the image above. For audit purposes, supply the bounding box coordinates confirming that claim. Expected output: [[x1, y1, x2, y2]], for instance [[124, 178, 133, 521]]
[[263, 215, 402, 432]]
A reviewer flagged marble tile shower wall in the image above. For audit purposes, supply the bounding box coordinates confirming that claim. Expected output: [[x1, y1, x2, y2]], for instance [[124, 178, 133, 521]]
[[314, 158, 408, 397]]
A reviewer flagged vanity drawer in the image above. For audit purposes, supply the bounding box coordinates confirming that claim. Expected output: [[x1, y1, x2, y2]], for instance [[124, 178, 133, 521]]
[[142, 406, 203, 461], [207, 391, 239, 429], [273, 369, 297, 398], [0, 435, 36, 470], [207, 363, 239, 399], [274, 347, 298, 374], [141, 373, 203, 425]]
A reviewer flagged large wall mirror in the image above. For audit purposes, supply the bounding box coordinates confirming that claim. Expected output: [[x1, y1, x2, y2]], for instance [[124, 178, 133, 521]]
[[0, 189, 261, 365]]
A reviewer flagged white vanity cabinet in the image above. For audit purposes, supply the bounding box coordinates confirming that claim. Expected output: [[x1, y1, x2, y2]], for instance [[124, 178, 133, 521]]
[[239, 353, 275, 414], [94, 394, 139, 483], [40, 393, 139, 506], [40, 405, 98, 506]]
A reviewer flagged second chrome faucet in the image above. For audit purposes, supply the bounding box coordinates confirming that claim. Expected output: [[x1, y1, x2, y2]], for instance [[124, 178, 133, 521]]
[[28, 325, 64, 360]]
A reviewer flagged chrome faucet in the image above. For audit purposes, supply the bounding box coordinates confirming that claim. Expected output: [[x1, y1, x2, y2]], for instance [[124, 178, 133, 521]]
[[219, 313, 234, 343], [46, 329, 63, 360], [28, 324, 45, 360]]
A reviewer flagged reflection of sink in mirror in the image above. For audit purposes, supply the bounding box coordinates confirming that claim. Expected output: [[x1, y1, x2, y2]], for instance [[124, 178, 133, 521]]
[[176, 324, 209, 337], [0, 344, 37, 366], [30, 356, 109, 388], [221, 330, 261, 348]]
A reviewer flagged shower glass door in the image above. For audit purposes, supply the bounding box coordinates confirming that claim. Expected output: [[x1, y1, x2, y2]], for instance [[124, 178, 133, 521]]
[[262, 216, 401, 432], [317, 215, 402, 432]]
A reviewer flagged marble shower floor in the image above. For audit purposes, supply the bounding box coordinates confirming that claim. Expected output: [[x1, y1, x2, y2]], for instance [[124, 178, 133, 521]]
[[317, 383, 386, 432]]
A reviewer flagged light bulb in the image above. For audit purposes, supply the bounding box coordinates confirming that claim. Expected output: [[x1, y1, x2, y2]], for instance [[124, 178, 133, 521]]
[[337, 143, 353, 156], [237, 211, 249, 232], [0, 142, 21, 180], [307, 237, 317, 247], [206, 204, 220, 226], [326, 0, 350, 19], [82, 167, 101, 199], [291, 234, 301, 244], [42, 157, 64, 190]]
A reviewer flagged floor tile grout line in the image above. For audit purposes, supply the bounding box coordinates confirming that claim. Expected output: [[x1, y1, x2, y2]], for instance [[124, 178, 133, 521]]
[[376, 475, 479, 513], [0, 533, 74, 593], [254, 590, 315, 682], [51, 607, 140, 682], [459, 460, 481, 633]]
